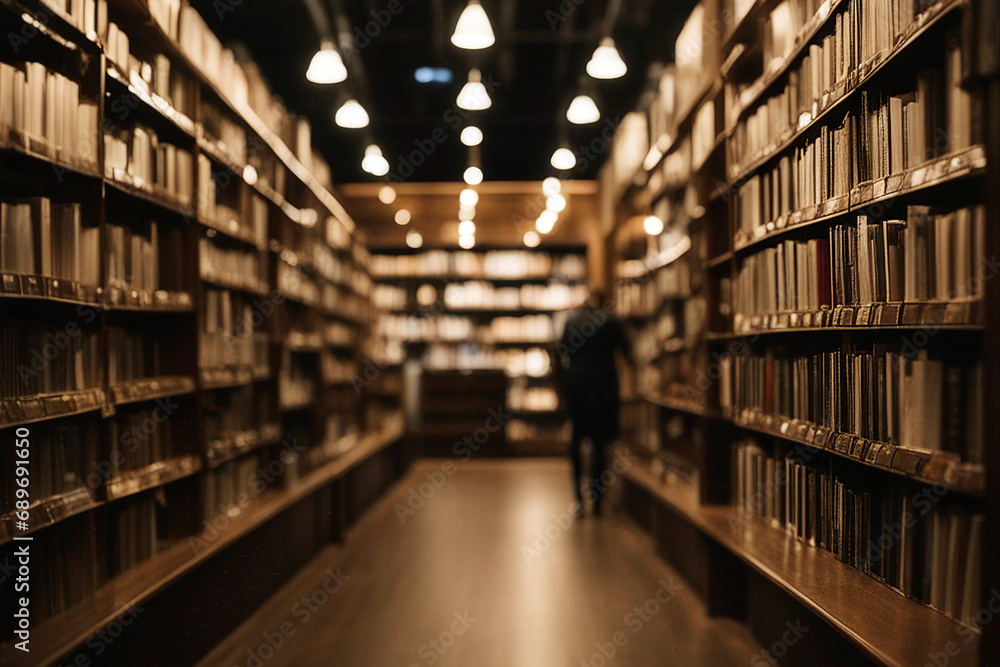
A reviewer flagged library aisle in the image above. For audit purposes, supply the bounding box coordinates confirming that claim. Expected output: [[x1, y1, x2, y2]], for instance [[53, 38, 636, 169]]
[[197, 459, 761, 667]]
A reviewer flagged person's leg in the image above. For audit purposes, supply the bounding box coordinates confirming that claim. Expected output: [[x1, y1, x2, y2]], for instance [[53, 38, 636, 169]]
[[590, 436, 607, 515], [569, 423, 585, 512]]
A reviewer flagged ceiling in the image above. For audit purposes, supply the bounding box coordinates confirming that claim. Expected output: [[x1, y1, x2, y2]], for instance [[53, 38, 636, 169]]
[[188, 0, 700, 185]]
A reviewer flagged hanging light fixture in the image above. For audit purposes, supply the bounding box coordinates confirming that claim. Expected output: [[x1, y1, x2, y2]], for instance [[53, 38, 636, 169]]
[[306, 40, 348, 84], [458, 220, 476, 235], [459, 234, 476, 249], [457, 69, 491, 110], [550, 147, 576, 170], [523, 231, 541, 247], [643, 215, 664, 235], [378, 185, 396, 204], [459, 188, 479, 207], [586, 37, 627, 79], [458, 205, 476, 221], [361, 145, 389, 176], [394, 209, 411, 225], [536, 212, 556, 234], [451, 0, 495, 49], [461, 126, 483, 146], [463, 166, 484, 185], [406, 230, 423, 248], [546, 193, 567, 213], [542, 177, 561, 196], [566, 94, 600, 124], [334, 99, 369, 128]]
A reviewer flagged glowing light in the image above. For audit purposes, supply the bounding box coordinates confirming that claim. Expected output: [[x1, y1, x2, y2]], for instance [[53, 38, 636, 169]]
[[394, 209, 411, 225]]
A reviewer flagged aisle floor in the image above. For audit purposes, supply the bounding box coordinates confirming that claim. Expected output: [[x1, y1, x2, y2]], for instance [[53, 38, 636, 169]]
[[199, 458, 761, 667]]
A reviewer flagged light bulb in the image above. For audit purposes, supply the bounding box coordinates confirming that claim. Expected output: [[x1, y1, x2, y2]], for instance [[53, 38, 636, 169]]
[[457, 69, 491, 110], [458, 220, 476, 235], [459, 188, 479, 207], [451, 0, 495, 50], [335, 99, 369, 128], [536, 214, 555, 234], [406, 230, 423, 248], [458, 205, 476, 221], [459, 234, 476, 249], [546, 194, 567, 213], [461, 126, 483, 146], [566, 94, 600, 124], [550, 147, 576, 170], [523, 231, 540, 247], [643, 215, 664, 235], [243, 165, 258, 185], [586, 37, 627, 79], [463, 166, 483, 185], [306, 41, 348, 84], [394, 209, 411, 225], [542, 177, 561, 195], [362, 145, 389, 176], [378, 185, 396, 204]]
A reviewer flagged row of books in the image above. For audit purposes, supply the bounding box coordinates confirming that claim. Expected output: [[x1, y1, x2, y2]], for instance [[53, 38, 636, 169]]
[[104, 124, 195, 206], [202, 100, 248, 166], [110, 494, 168, 575], [107, 327, 166, 387], [506, 418, 571, 445], [507, 383, 558, 412], [720, 346, 984, 462], [1, 199, 100, 285], [199, 238, 266, 292], [0, 62, 100, 167], [441, 282, 587, 311], [203, 385, 276, 445], [107, 220, 162, 294], [196, 154, 241, 227], [615, 261, 694, 317], [106, 20, 195, 120], [370, 251, 586, 280], [203, 451, 262, 522], [109, 408, 176, 474], [0, 323, 102, 398], [734, 439, 983, 623], [0, 419, 97, 512], [200, 288, 267, 370]]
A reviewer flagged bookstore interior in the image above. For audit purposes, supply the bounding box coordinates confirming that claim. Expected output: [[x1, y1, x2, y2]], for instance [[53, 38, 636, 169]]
[[0, 0, 998, 665]]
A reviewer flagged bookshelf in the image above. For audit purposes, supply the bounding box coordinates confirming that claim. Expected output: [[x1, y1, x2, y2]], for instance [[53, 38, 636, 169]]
[[606, 0, 997, 664], [0, 1, 402, 663], [370, 246, 587, 455]]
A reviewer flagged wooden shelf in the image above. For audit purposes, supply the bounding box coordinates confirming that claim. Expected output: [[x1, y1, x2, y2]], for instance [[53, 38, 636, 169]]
[[0, 273, 103, 308], [0, 487, 100, 545], [104, 455, 202, 501], [723, 300, 983, 335], [0, 388, 105, 430], [205, 423, 282, 468], [108, 376, 196, 407]]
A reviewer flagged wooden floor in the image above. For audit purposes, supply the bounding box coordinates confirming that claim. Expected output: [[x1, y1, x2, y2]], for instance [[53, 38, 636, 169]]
[[198, 458, 761, 667]]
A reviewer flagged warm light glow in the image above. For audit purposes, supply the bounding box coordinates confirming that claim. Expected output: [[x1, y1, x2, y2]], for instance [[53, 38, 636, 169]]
[[461, 126, 483, 146], [535, 214, 555, 234], [459, 234, 476, 249], [362, 145, 389, 176], [458, 205, 476, 221], [566, 94, 600, 124], [550, 148, 576, 170], [335, 99, 369, 128], [457, 69, 491, 110], [542, 177, 561, 196], [394, 209, 411, 225], [459, 188, 479, 206], [586, 37, 627, 79], [523, 231, 541, 247], [243, 165, 258, 185], [306, 41, 348, 84], [644, 215, 664, 235], [458, 220, 476, 235], [463, 166, 483, 185], [451, 0, 495, 50], [546, 194, 566, 213], [406, 230, 423, 248], [378, 185, 396, 204]]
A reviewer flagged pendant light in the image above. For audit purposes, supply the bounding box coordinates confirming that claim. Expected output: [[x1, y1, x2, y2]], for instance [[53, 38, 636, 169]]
[[377, 185, 396, 204], [550, 147, 576, 170], [461, 126, 483, 146], [458, 205, 476, 221], [542, 177, 561, 196], [362, 145, 389, 176], [406, 230, 423, 248], [459, 234, 476, 249], [536, 211, 556, 234], [586, 37, 627, 79], [335, 99, 369, 128], [458, 220, 476, 235], [546, 194, 567, 213], [523, 231, 540, 247], [394, 209, 411, 225], [459, 188, 479, 207], [306, 40, 348, 84], [566, 94, 600, 124], [463, 166, 484, 185], [451, 0, 495, 50], [643, 215, 664, 235], [457, 69, 491, 110]]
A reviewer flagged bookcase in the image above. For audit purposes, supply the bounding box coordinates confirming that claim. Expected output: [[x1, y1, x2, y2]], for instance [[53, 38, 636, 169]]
[[606, 0, 999, 664], [370, 246, 588, 456], [0, 0, 403, 664]]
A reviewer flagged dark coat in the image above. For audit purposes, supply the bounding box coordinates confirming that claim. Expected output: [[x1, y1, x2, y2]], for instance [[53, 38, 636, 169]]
[[555, 306, 630, 441]]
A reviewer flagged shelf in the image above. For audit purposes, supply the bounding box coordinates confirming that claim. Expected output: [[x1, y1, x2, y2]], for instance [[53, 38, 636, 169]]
[[622, 460, 978, 667], [200, 274, 270, 298], [108, 376, 196, 407], [104, 172, 196, 219], [0, 487, 100, 545], [373, 274, 584, 286], [0, 273, 102, 307], [707, 251, 733, 269], [200, 365, 257, 390], [0, 0, 101, 53], [0, 388, 105, 430], [726, 300, 982, 335], [104, 455, 202, 501], [638, 392, 719, 419], [104, 288, 194, 313], [205, 423, 282, 468], [105, 64, 196, 139], [0, 129, 101, 180], [200, 214, 267, 249]]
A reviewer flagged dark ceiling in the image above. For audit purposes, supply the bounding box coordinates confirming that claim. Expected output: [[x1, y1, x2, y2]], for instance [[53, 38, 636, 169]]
[[188, 0, 699, 184]]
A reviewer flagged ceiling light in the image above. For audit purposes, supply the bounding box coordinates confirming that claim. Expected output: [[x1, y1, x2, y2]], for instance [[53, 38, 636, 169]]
[[306, 41, 347, 84], [463, 166, 483, 185], [587, 37, 627, 79], [394, 209, 411, 225], [536, 215, 555, 234], [458, 205, 476, 221], [566, 94, 600, 124], [243, 165, 258, 185], [406, 230, 423, 248], [461, 126, 483, 146], [546, 194, 567, 213], [362, 145, 389, 176], [542, 177, 561, 195], [335, 99, 369, 128], [458, 220, 476, 235], [459, 234, 476, 249], [378, 185, 396, 204], [457, 69, 491, 110], [451, 0, 495, 50], [459, 188, 479, 207], [523, 231, 540, 247], [415, 67, 453, 83], [644, 215, 664, 235], [550, 147, 576, 170]]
